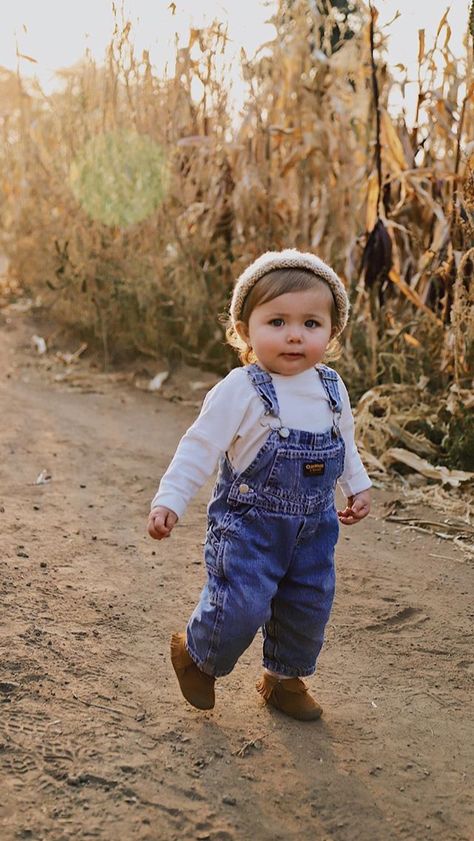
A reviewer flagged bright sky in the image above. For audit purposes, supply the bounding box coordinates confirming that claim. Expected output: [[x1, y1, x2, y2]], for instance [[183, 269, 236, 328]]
[[0, 0, 468, 120]]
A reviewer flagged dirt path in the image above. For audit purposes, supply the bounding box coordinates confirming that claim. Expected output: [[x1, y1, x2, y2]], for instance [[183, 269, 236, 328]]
[[0, 311, 472, 841]]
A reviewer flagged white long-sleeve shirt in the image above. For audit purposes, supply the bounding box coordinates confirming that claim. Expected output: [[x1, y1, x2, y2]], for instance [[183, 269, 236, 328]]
[[152, 366, 371, 519]]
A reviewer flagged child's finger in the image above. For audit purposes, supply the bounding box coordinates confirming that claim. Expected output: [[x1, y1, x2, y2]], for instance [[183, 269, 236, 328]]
[[147, 522, 162, 539], [339, 505, 369, 525], [147, 515, 170, 539], [164, 511, 178, 529], [352, 502, 370, 519], [338, 513, 357, 525], [337, 506, 353, 519]]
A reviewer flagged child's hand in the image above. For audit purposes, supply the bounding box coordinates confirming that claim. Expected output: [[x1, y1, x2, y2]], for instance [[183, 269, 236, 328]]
[[337, 489, 371, 526], [147, 506, 179, 540]]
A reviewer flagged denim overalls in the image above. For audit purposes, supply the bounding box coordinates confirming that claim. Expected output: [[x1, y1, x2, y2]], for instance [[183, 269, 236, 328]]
[[186, 363, 345, 678]]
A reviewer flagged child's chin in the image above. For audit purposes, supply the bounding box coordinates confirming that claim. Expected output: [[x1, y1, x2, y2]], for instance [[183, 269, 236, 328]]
[[270, 357, 311, 375]]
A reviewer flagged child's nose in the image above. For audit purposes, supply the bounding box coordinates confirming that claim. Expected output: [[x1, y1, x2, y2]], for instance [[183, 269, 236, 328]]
[[287, 328, 303, 342]]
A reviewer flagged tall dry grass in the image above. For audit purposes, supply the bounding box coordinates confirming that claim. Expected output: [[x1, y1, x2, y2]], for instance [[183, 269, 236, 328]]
[[0, 0, 472, 467]]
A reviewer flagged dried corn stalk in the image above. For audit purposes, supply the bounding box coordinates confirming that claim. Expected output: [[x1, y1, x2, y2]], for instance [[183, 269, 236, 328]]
[[0, 1, 472, 480]]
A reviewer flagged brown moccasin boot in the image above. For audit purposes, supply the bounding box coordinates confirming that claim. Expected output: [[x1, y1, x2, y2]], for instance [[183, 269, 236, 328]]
[[256, 672, 323, 721], [170, 632, 215, 710]]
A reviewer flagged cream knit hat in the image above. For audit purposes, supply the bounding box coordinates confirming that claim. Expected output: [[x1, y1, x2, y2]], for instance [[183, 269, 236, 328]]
[[230, 248, 350, 335]]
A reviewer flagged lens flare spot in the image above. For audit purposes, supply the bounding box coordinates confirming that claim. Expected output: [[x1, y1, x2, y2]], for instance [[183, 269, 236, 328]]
[[69, 130, 169, 227]]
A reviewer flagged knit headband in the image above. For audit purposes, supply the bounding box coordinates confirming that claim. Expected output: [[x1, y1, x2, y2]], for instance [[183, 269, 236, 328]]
[[230, 248, 350, 336]]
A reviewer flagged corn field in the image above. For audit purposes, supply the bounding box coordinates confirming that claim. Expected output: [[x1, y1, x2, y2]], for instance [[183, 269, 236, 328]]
[[0, 0, 473, 474]]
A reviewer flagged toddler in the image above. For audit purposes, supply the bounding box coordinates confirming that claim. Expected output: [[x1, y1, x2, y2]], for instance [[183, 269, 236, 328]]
[[148, 249, 371, 721]]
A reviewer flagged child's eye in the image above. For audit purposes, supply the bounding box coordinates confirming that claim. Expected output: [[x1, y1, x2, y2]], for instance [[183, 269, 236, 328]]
[[305, 319, 320, 328], [269, 318, 284, 327]]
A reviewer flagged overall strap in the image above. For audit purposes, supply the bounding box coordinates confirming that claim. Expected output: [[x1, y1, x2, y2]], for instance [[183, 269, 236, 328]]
[[316, 364, 343, 433], [245, 363, 280, 416]]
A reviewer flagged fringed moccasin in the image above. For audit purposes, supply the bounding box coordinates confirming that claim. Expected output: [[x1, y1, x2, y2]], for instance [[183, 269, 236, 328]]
[[170, 632, 215, 710], [256, 672, 323, 721]]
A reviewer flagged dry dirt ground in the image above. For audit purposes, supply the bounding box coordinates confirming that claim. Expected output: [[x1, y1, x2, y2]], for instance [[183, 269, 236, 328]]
[[0, 310, 472, 841]]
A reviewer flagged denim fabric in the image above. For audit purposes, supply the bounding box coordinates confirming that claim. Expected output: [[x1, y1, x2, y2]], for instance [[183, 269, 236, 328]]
[[186, 364, 345, 678]]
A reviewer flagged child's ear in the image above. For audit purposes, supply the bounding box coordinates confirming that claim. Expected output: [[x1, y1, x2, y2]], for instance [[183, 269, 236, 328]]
[[234, 320, 250, 345]]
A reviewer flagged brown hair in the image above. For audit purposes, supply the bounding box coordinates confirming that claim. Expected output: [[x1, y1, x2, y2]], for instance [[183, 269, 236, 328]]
[[225, 267, 341, 365]]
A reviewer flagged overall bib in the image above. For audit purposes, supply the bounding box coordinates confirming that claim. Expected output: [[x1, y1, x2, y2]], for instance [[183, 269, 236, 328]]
[[186, 363, 345, 678]]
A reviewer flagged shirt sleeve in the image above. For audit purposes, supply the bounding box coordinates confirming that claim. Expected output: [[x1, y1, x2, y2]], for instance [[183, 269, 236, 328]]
[[336, 376, 372, 497], [150, 369, 250, 519]]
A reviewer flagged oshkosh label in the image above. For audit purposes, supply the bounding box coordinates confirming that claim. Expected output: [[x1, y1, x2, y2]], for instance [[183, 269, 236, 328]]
[[303, 462, 325, 476]]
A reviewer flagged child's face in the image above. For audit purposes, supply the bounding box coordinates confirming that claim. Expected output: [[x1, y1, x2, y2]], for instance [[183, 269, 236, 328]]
[[236, 286, 335, 376]]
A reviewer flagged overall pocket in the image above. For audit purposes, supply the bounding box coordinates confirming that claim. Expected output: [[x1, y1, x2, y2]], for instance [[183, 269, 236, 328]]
[[204, 525, 225, 576], [205, 503, 259, 579], [265, 446, 344, 496]]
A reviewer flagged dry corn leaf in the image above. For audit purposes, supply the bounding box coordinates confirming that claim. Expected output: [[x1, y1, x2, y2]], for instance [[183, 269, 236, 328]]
[[403, 333, 421, 348], [446, 386, 474, 413], [388, 270, 443, 325], [435, 9, 451, 40], [430, 216, 450, 254], [386, 420, 438, 459], [356, 446, 387, 474], [365, 171, 379, 233], [280, 146, 317, 178], [384, 448, 473, 488], [381, 109, 408, 172], [311, 186, 329, 249], [16, 52, 38, 64], [176, 136, 213, 147], [418, 29, 425, 63], [188, 28, 201, 50]]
